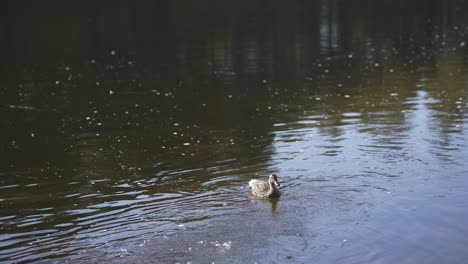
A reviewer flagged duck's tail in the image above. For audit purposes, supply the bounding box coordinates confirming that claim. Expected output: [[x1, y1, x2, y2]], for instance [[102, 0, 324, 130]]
[[248, 179, 257, 188]]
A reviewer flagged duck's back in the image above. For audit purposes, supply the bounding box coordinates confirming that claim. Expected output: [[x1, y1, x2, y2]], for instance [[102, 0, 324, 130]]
[[249, 179, 270, 197]]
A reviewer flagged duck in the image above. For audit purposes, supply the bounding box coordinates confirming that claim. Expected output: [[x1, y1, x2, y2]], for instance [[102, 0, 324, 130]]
[[248, 174, 281, 198]]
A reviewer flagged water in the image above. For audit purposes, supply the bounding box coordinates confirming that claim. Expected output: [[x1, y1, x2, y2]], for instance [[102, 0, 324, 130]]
[[1, 1, 468, 263]]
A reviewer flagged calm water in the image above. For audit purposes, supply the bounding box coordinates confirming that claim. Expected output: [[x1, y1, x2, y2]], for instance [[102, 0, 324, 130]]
[[1, 1, 468, 263]]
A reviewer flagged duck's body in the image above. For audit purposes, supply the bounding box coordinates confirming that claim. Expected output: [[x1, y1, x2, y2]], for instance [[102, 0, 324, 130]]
[[249, 174, 281, 198]]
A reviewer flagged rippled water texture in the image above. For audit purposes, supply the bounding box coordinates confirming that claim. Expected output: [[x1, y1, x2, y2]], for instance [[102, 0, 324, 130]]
[[1, 1, 468, 263]]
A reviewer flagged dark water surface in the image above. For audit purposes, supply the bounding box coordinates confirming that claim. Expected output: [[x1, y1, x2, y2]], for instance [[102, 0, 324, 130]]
[[1, 1, 468, 263]]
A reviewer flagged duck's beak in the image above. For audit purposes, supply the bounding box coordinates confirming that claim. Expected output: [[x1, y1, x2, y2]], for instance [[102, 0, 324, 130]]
[[274, 180, 280, 187]]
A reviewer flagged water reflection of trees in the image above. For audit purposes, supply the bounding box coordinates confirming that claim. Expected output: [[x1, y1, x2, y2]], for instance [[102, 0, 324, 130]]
[[1, 0, 467, 169]]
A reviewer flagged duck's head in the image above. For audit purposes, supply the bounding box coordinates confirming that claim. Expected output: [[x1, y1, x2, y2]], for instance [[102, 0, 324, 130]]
[[269, 174, 280, 187]]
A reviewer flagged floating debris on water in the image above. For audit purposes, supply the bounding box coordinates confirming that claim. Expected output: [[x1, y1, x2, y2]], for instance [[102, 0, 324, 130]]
[[212, 241, 232, 252]]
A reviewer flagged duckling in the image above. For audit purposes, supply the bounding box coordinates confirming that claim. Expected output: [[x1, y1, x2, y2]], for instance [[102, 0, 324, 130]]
[[248, 174, 281, 198]]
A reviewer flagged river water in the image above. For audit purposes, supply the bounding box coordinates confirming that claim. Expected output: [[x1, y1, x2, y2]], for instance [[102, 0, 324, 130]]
[[1, 1, 468, 263]]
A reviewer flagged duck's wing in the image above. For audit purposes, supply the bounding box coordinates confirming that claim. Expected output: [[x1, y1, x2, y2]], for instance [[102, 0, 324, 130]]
[[249, 179, 269, 197]]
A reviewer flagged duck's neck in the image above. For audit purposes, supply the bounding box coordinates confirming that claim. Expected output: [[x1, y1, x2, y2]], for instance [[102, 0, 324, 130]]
[[268, 181, 276, 192]]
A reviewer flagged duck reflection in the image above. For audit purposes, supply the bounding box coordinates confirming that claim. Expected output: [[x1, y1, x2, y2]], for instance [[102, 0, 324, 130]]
[[251, 196, 280, 217]]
